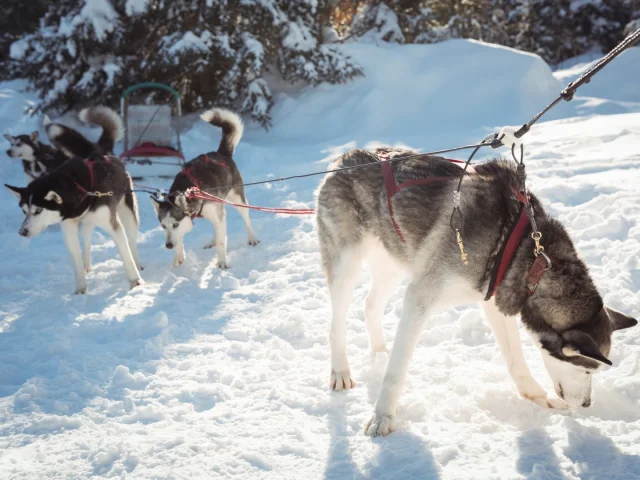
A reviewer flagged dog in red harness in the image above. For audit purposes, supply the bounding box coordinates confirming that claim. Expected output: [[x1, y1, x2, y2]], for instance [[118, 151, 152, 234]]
[[316, 147, 637, 436], [151, 108, 259, 268], [5, 153, 143, 294]]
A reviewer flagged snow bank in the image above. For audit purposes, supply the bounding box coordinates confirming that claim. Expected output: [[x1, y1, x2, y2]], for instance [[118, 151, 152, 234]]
[[261, 39, 575, 146]]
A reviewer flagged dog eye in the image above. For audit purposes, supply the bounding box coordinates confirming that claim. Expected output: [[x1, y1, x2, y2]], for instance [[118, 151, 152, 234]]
[[161, 224, 166, 229], [172, 223, 179, 229], [34, 208, 42, 215], [16, 141, 22, 147]]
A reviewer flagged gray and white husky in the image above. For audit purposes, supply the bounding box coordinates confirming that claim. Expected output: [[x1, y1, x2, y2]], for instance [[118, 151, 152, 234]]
[[151, 108, 259, 268], [5, 153, 143, 294], [4, 106, 122, 181], [316, 147, 637, 437]]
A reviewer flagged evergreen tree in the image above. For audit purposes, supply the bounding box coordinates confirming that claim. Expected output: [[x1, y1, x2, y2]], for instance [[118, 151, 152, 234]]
[[4, 0, 363, 128]]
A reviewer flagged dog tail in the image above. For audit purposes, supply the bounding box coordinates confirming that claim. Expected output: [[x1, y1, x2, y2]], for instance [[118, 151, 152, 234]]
[[45, 122, 96, 159], [200, 108, 243, 157], [79, 106, 123, 154]]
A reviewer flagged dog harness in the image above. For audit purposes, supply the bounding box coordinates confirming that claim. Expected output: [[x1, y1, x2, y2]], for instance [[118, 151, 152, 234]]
[[178, 155, 228, 219], [179, 154, 228, 191], [74, 156, 114, 202], [378, 153, 550, 299]]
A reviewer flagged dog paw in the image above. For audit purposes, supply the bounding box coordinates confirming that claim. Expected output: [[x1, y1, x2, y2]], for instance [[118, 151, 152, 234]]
[[330, 370, 355, 391], [173, 256, 185, 267], [364, 413, 396, 437], [129, 278, 144, 289], [523, 392, 569, 410], [73, 286, 87, 295], [216, 260, 229, 269], [248, 238, 260, 246], [84, 265, 92, 273], [204, 243, 215, 250]]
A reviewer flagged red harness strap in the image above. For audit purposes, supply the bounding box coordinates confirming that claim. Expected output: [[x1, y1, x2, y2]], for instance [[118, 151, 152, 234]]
[[491, 191, 529, 297], [75, 156, 112, 202], [380, 154, 459, 243]]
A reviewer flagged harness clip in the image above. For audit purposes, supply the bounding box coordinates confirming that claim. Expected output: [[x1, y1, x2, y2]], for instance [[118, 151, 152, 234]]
[[89, 191, 114, 198], [456, 229, 469, 265]]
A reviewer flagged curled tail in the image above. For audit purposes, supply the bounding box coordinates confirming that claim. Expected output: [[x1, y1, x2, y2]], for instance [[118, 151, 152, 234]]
[[79, 106, 123, 154], [45, 120, 96, 158], [200, 108, 244, 157]]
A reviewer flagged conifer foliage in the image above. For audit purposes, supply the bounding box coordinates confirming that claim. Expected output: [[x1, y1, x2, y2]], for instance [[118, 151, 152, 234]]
[[3, 0, 363, 128]]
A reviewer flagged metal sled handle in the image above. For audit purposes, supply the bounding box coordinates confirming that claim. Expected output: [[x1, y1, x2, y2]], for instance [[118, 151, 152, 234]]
[[121, 82, 181, 100]]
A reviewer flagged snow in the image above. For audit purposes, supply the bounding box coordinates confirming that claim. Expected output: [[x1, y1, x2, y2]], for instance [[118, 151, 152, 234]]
[[166, 31, 214, 56], [1, 40, 639, 479]]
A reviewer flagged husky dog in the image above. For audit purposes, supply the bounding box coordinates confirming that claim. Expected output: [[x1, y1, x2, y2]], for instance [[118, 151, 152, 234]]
[[5, 153, 143, 294], [151, 108, 259, 268], [4, 106, 122, 182], [316, 148, 637, 437], [4, 129, 69, 181]]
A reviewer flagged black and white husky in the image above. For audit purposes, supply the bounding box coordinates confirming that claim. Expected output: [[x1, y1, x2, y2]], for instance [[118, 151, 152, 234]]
[[4, 106, 122, 181], [316, 148, 637, 436], [5, 153, 143, 294], [151, 108, 259, 268], [4, 128, 69, 181]]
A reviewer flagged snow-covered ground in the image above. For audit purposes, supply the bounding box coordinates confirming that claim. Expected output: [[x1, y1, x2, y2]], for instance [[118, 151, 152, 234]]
[[0, 40, 639, 479]]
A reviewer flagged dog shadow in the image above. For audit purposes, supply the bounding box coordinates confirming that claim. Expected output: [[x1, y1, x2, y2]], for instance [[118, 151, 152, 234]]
[[563, 420, 640, 479], [516, 428, 567, 479], [516, 421, 640, 479]]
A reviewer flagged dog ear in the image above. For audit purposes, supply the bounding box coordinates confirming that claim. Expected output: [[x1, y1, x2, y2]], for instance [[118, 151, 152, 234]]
[[37, 161, 47, 172], [150, 196, 161, 215], [605, 306, 637, 331], [30, 131, 39, 143], [43, 114, 52, 126], [4, 133, 13, 142], [175, 195, 188, 211], [45, 190, 63, 204], [561, 329, 612, 366], [5, 184, 24, 200]]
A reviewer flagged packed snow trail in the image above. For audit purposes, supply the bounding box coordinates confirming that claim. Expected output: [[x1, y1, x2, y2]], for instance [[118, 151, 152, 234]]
[[0, 41, 639, 479]]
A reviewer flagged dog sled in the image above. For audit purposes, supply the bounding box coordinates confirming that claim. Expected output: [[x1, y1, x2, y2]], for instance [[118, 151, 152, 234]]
[[120, 82, 185, 179]]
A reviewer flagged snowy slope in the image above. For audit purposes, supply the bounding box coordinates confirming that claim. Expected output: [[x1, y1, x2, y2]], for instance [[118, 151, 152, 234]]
[[0, 41, 639, 479]]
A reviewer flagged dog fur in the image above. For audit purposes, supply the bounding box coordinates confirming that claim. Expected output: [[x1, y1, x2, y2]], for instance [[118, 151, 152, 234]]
[[5, 153, 142, 294], [150, 108, 258, 269], [315, 147, 637, 436]]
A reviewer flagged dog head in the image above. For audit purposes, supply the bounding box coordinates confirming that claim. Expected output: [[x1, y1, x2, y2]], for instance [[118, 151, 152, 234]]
[[5, 183, 64, 237], [150, 195, 195, 250], [4, 132, 40, 161], [513, 219, 638, 407]]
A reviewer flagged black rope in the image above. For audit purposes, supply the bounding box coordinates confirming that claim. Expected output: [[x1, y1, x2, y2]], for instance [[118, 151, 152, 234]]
[[514, 27, 640, 138], [175, 139, 502, 197]]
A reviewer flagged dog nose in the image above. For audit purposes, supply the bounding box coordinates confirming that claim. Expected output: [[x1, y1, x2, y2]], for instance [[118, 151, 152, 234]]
[[582, 399, 591, 407], [19, 228, 29, 237], [166, 242, 174, 249]]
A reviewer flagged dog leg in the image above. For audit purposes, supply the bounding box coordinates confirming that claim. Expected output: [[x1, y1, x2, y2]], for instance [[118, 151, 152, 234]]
[[365, 278, 439, 436], [80, 222, 93, 273], [118, 203, 143, 271], [99, 212, 143, 289], [61, 220, 87, 294], [173, 242, 186, 268], [364, 250, 404, 354], [482, 299, 567, 409], [210, 204, 228, 268], [228, 189, 259, 246], [328, 246, 364, 391]]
